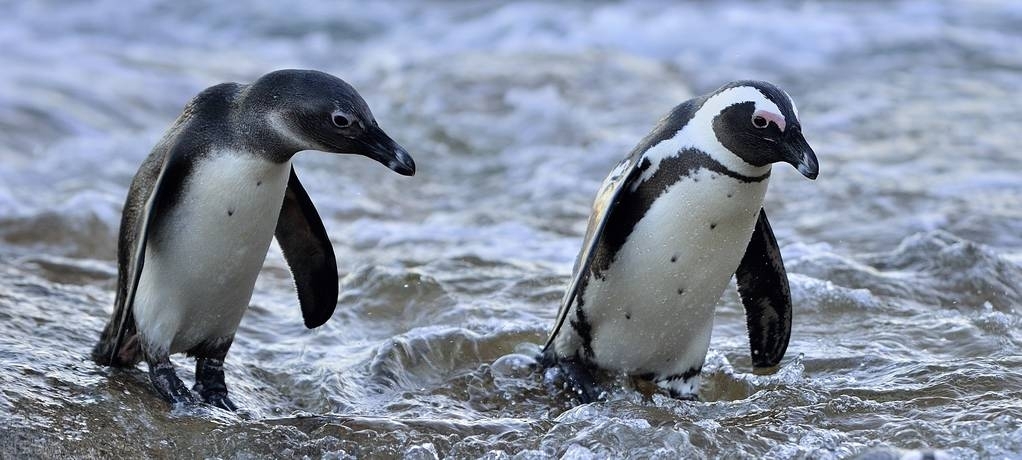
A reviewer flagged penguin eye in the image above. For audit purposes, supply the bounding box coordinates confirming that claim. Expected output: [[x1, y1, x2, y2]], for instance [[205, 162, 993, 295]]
[[751, 110, 785, 131], [331, 114, 352, 128]]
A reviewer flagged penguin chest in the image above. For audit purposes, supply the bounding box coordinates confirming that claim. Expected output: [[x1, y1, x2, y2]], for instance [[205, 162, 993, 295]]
[[134, 154, 293, 355], [582, 168, 769, 374]]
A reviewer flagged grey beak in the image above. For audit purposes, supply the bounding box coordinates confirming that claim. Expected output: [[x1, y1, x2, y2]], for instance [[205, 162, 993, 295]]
[[359, 127, 416, 176], [782, 130, 819, 180]]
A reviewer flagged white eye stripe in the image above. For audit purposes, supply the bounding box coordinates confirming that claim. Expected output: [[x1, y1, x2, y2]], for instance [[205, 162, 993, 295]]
[[703, 86, 784, 123], [702, 86, 790, 131], [784, 90, 799, 118], [635, 85, 792, 182]]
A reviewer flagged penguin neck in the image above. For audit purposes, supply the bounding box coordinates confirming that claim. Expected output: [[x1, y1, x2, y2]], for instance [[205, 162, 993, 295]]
[[639, 126, 772, 184], [701, 141, 773, 179], [683, 122, 772, 179]]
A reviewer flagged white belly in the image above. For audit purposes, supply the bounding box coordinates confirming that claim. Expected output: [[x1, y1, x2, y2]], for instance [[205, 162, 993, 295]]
[[134, 153, 292, 356], [578, 168, 769, 377]]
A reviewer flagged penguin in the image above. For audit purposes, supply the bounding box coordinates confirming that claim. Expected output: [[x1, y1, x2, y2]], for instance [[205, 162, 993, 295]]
[[91, 69, 416, 410], [541, 81, 818, 402]]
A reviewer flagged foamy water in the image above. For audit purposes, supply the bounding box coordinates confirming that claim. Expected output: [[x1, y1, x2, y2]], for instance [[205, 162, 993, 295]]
[[1, 1, 1020, 458]]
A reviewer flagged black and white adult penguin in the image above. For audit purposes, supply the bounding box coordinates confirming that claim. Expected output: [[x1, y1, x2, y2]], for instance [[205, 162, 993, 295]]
[[542, 81, 818, 402], [91, 69, 416, 410]]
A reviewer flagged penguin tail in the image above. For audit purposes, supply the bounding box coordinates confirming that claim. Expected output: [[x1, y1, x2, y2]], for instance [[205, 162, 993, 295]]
[[91, 317, 143, 367]]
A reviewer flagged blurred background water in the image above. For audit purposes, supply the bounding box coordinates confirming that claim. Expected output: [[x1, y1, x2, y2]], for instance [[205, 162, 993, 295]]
[[1, 1, 1020, 458]]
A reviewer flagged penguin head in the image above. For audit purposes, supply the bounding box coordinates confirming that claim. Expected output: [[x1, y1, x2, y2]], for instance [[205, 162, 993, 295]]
[[706, 81, 818, 179], [248, 69, 415, 176]]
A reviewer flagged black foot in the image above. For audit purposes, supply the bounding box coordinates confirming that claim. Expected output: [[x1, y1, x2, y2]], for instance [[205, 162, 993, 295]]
[[667, 389, 701, 402], [558, 358, 602, 403], [194, 358, 237, 411], [203, 392, 238, 411], [148, 361, 196, 406]]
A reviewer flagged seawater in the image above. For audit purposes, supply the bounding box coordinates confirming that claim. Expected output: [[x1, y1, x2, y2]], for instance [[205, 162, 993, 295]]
[[1, 1, 1020, 458]]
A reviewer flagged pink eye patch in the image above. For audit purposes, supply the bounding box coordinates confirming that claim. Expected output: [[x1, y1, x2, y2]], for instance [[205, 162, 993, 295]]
[[753, 109, 786, 132]]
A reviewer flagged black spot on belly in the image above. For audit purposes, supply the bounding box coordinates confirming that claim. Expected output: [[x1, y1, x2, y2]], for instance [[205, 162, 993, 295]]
[[678, 288, 685, 295], [727, 192, 733, 198], [227, 208, 235, 217], [625, 313, 631, 320], [670, 255, 678, 263], [710, 223, 717, 230], [256, 181, 262, 187]]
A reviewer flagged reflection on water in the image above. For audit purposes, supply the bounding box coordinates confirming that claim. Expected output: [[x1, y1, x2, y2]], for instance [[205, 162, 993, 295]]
[[1, 1, 1021, 458]]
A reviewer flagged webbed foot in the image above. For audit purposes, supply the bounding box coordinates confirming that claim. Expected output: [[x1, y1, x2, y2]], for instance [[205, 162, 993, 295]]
[[194, 358, 237, 411], [148, 360, 196, 406]]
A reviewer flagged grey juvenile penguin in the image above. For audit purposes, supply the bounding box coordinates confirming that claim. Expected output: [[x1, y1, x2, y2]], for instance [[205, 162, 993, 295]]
[[92, 69, 416, 410], [542, 81, 818, 402]]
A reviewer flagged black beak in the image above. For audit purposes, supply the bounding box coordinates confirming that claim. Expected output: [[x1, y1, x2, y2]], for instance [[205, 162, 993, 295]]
[[781, 129, 819, 180], [357, 126, 416, 176]]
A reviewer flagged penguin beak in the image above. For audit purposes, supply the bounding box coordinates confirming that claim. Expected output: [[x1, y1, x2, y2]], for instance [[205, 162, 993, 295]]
[[356, 126, 416, 176], [781, 129, 819, 180]]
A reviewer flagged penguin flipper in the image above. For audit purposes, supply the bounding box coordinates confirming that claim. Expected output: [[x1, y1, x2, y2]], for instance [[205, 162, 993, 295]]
[[95, 144, 183, 366], [275, 167, 338, 329], [543, 143, 648, 353], [543, 99, 703, 354], [735, 209, 793, 369]]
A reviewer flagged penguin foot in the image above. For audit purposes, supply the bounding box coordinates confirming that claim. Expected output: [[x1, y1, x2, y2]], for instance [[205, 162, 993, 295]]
[[194, 358, 237, 411], [202, 392, 238, 412], [558, 358, 602, 403], [148, 361, 196, 406], [667, 389, 701, 402], [661, 371, 702, 402]]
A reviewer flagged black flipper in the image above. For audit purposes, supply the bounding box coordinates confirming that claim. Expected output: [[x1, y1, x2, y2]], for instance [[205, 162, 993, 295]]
[[542, 132, 654, 353], [735, 209, 793, 369], [93, 83, 239, 367], [543, 98, 704, 354], [93, 146, 184, 366], [275, 167, 338, 329]]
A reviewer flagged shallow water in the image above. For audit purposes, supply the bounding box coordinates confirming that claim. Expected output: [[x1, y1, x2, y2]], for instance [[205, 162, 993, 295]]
[[1, 1, 1021, 458]]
